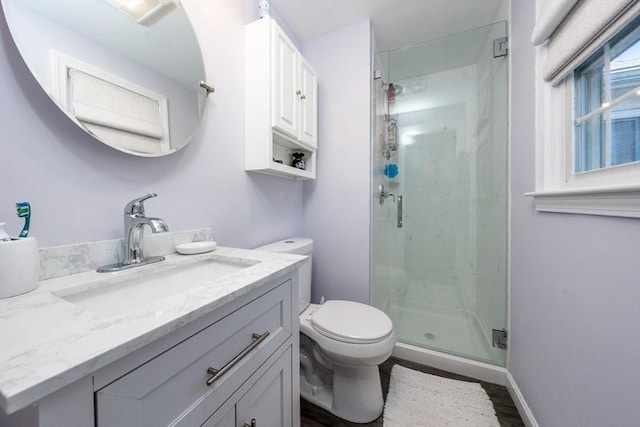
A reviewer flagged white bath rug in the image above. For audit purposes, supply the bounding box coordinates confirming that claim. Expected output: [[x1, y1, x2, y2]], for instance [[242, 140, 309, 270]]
[[383, 364, 500, 426]]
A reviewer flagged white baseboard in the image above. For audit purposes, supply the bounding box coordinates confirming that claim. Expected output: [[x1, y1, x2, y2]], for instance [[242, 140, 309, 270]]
[[393, 342, 508, 385], [506, 372, 539, 427]]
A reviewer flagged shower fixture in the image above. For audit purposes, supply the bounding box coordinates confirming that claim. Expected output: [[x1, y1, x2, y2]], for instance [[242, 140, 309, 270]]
[[379, 184, 395, 205]]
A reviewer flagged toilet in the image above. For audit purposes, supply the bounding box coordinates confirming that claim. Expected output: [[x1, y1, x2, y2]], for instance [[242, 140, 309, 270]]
[[256, 238, 396, 423]]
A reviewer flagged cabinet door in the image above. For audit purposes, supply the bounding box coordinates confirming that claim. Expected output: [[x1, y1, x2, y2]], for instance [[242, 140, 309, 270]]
[[272, 25, 298, 140], [202, 404, 235, 427], [236, 347, 292, 427], [298, 57, 317, 149]]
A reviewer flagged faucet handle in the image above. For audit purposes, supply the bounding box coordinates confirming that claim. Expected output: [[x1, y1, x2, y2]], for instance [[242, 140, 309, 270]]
[[379, 184, 395, 205], [124, 193, 157, 215]]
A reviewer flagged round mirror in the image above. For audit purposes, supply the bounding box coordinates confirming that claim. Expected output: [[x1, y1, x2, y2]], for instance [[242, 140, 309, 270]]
[[1, 0, 207, 156]]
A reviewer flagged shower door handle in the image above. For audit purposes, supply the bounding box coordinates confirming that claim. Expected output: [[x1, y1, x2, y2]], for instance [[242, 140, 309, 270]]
[[397, 195, 403, 228]]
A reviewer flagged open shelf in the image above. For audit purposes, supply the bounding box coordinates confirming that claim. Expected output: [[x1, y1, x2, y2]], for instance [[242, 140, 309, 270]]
[[246, 130, 316, 180]]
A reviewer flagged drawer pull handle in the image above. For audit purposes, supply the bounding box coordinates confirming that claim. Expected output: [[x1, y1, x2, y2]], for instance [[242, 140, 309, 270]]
[[206, 332, 270, 386], [244, 419, 257, 427]]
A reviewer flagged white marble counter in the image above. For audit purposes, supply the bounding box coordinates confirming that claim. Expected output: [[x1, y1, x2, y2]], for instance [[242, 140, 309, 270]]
[[0, 247, 306, 414]]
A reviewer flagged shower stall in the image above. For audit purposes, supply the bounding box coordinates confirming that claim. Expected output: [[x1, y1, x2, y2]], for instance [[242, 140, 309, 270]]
[[372, 21, 508, 367]]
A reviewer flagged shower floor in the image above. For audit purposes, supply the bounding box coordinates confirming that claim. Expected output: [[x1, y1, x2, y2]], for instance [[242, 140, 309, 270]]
[[388, 297, 504, 365]]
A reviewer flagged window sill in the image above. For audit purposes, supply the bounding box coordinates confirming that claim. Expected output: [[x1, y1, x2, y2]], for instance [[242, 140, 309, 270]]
[[525, 185, 640, 218]]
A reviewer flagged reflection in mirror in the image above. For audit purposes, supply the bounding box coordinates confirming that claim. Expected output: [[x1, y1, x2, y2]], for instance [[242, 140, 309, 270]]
[[1, 0, 207, 156]]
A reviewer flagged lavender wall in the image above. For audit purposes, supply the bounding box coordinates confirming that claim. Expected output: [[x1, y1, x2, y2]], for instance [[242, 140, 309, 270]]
[[0, 1, 304, 250], [302, 20, 372, 304], [509, 2, 640, 425]]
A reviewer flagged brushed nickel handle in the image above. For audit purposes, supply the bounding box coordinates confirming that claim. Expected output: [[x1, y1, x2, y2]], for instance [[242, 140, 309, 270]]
[[296, 90, 302, 96], [397, 194, 403, 228], [300, 94, 306, 100], [205, 331, 270, 387], [243, 419, 257, 427]]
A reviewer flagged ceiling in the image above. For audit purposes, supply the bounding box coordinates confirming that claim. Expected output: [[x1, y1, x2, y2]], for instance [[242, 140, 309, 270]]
[[272, 0, 505, 53]]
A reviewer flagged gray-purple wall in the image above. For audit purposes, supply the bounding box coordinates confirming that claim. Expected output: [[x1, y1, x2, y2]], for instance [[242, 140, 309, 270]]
[[0, 1, 304, 250], [302, 20, 372, 305], [509, 2, 640, 425]]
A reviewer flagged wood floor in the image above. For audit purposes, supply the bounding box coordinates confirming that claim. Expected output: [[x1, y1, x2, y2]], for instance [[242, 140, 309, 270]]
[[300, 356, 525, 426]]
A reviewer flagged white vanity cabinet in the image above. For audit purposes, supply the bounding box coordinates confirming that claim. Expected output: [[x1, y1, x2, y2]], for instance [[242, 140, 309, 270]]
[[1, 275, 300, 427], [96, 280, 294, 427], [245, 16, 318, 180]]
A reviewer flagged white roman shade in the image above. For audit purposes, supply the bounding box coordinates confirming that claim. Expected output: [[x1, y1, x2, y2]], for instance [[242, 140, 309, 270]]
[[532, 0, 640, 85], [69, 69, 167, 155], [51, 51, 171, 156]]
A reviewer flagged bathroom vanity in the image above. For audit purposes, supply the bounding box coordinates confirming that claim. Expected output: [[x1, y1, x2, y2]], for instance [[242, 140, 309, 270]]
[[0, 247, 305, 427]]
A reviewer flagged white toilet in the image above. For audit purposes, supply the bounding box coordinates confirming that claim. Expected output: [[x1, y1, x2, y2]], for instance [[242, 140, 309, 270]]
[[256, 238, 396, 423]]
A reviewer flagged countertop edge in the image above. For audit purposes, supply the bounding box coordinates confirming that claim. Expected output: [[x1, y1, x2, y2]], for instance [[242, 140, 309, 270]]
[[0, 249, 307, 414]]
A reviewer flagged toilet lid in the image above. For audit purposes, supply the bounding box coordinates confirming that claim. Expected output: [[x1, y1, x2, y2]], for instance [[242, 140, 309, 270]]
[[311, 300, 393, 344]]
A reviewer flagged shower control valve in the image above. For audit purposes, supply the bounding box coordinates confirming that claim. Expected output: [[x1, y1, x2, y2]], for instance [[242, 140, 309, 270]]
[[379, 184, 395, 205]]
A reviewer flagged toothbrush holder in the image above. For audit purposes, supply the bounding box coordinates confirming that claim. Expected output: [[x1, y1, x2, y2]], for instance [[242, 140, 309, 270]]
[[0, 237, 39, 299]]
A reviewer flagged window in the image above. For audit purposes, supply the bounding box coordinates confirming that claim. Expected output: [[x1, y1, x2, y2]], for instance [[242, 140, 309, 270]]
[[529, 0, 640, 218], [574, 20, 640, 173]]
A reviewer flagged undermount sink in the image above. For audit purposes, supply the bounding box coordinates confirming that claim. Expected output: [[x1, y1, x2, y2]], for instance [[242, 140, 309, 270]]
[[54, 257, 253, 317]]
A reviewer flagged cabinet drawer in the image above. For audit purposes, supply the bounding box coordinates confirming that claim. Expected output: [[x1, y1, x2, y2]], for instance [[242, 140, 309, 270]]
[[96, 280, 292, 427], [201, 345, 293, 427]]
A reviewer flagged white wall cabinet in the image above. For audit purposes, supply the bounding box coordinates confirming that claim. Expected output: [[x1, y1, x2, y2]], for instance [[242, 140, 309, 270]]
[[2, 277, 300, 427], [245, 17, 318, 180]]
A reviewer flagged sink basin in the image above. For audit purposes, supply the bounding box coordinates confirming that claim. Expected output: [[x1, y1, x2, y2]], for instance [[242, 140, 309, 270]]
[[54, 258, 252, 316]]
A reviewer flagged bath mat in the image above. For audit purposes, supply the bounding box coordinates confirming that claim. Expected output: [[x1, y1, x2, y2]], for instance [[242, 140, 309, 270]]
[[383, 364, 499, 426]]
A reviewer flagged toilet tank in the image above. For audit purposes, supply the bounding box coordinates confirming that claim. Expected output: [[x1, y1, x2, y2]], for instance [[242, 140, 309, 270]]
[[255, 238, 312, 314]]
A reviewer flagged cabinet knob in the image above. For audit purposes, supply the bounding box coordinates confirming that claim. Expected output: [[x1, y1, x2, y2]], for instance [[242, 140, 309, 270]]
[[243, 419, 257, 427], [300, 94, 306, 100], [295, 90, 302, 96]]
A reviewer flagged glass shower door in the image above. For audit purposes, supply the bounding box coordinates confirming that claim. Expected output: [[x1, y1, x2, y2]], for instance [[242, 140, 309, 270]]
[[372, 21, 508, 366]]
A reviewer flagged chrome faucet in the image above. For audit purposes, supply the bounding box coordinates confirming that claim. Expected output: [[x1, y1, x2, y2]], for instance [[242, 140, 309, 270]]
[[98, 193, 169, 272]]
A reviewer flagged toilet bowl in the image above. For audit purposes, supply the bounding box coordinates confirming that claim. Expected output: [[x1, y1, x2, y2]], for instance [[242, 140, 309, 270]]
[[256, 238, 396, 423]]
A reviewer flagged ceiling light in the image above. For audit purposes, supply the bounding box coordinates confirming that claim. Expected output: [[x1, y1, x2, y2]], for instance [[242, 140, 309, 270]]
[[106, 0, 175, 24], [119, 0, 144, 9]]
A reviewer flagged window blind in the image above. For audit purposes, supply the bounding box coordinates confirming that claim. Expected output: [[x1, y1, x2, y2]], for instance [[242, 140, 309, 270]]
[[532, 0, 640, 85]]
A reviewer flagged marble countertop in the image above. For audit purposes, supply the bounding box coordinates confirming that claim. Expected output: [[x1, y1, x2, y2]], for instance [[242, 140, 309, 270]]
[[0, 247, 307, 414]]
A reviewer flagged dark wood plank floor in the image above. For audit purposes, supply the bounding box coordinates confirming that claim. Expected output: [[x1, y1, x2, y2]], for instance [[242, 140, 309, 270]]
[[301, 356, 525, 426]]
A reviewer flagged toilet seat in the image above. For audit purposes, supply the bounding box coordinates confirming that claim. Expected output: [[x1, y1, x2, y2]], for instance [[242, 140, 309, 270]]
[[311, 300, 393, 344]]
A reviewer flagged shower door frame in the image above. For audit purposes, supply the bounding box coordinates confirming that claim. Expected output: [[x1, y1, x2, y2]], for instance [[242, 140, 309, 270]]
[[371, 21, 510, 367]]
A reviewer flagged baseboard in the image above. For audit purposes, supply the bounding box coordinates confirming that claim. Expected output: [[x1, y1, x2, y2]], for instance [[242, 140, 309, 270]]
[[505, 372, 539, 427], [392, 342, 508, 385]]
